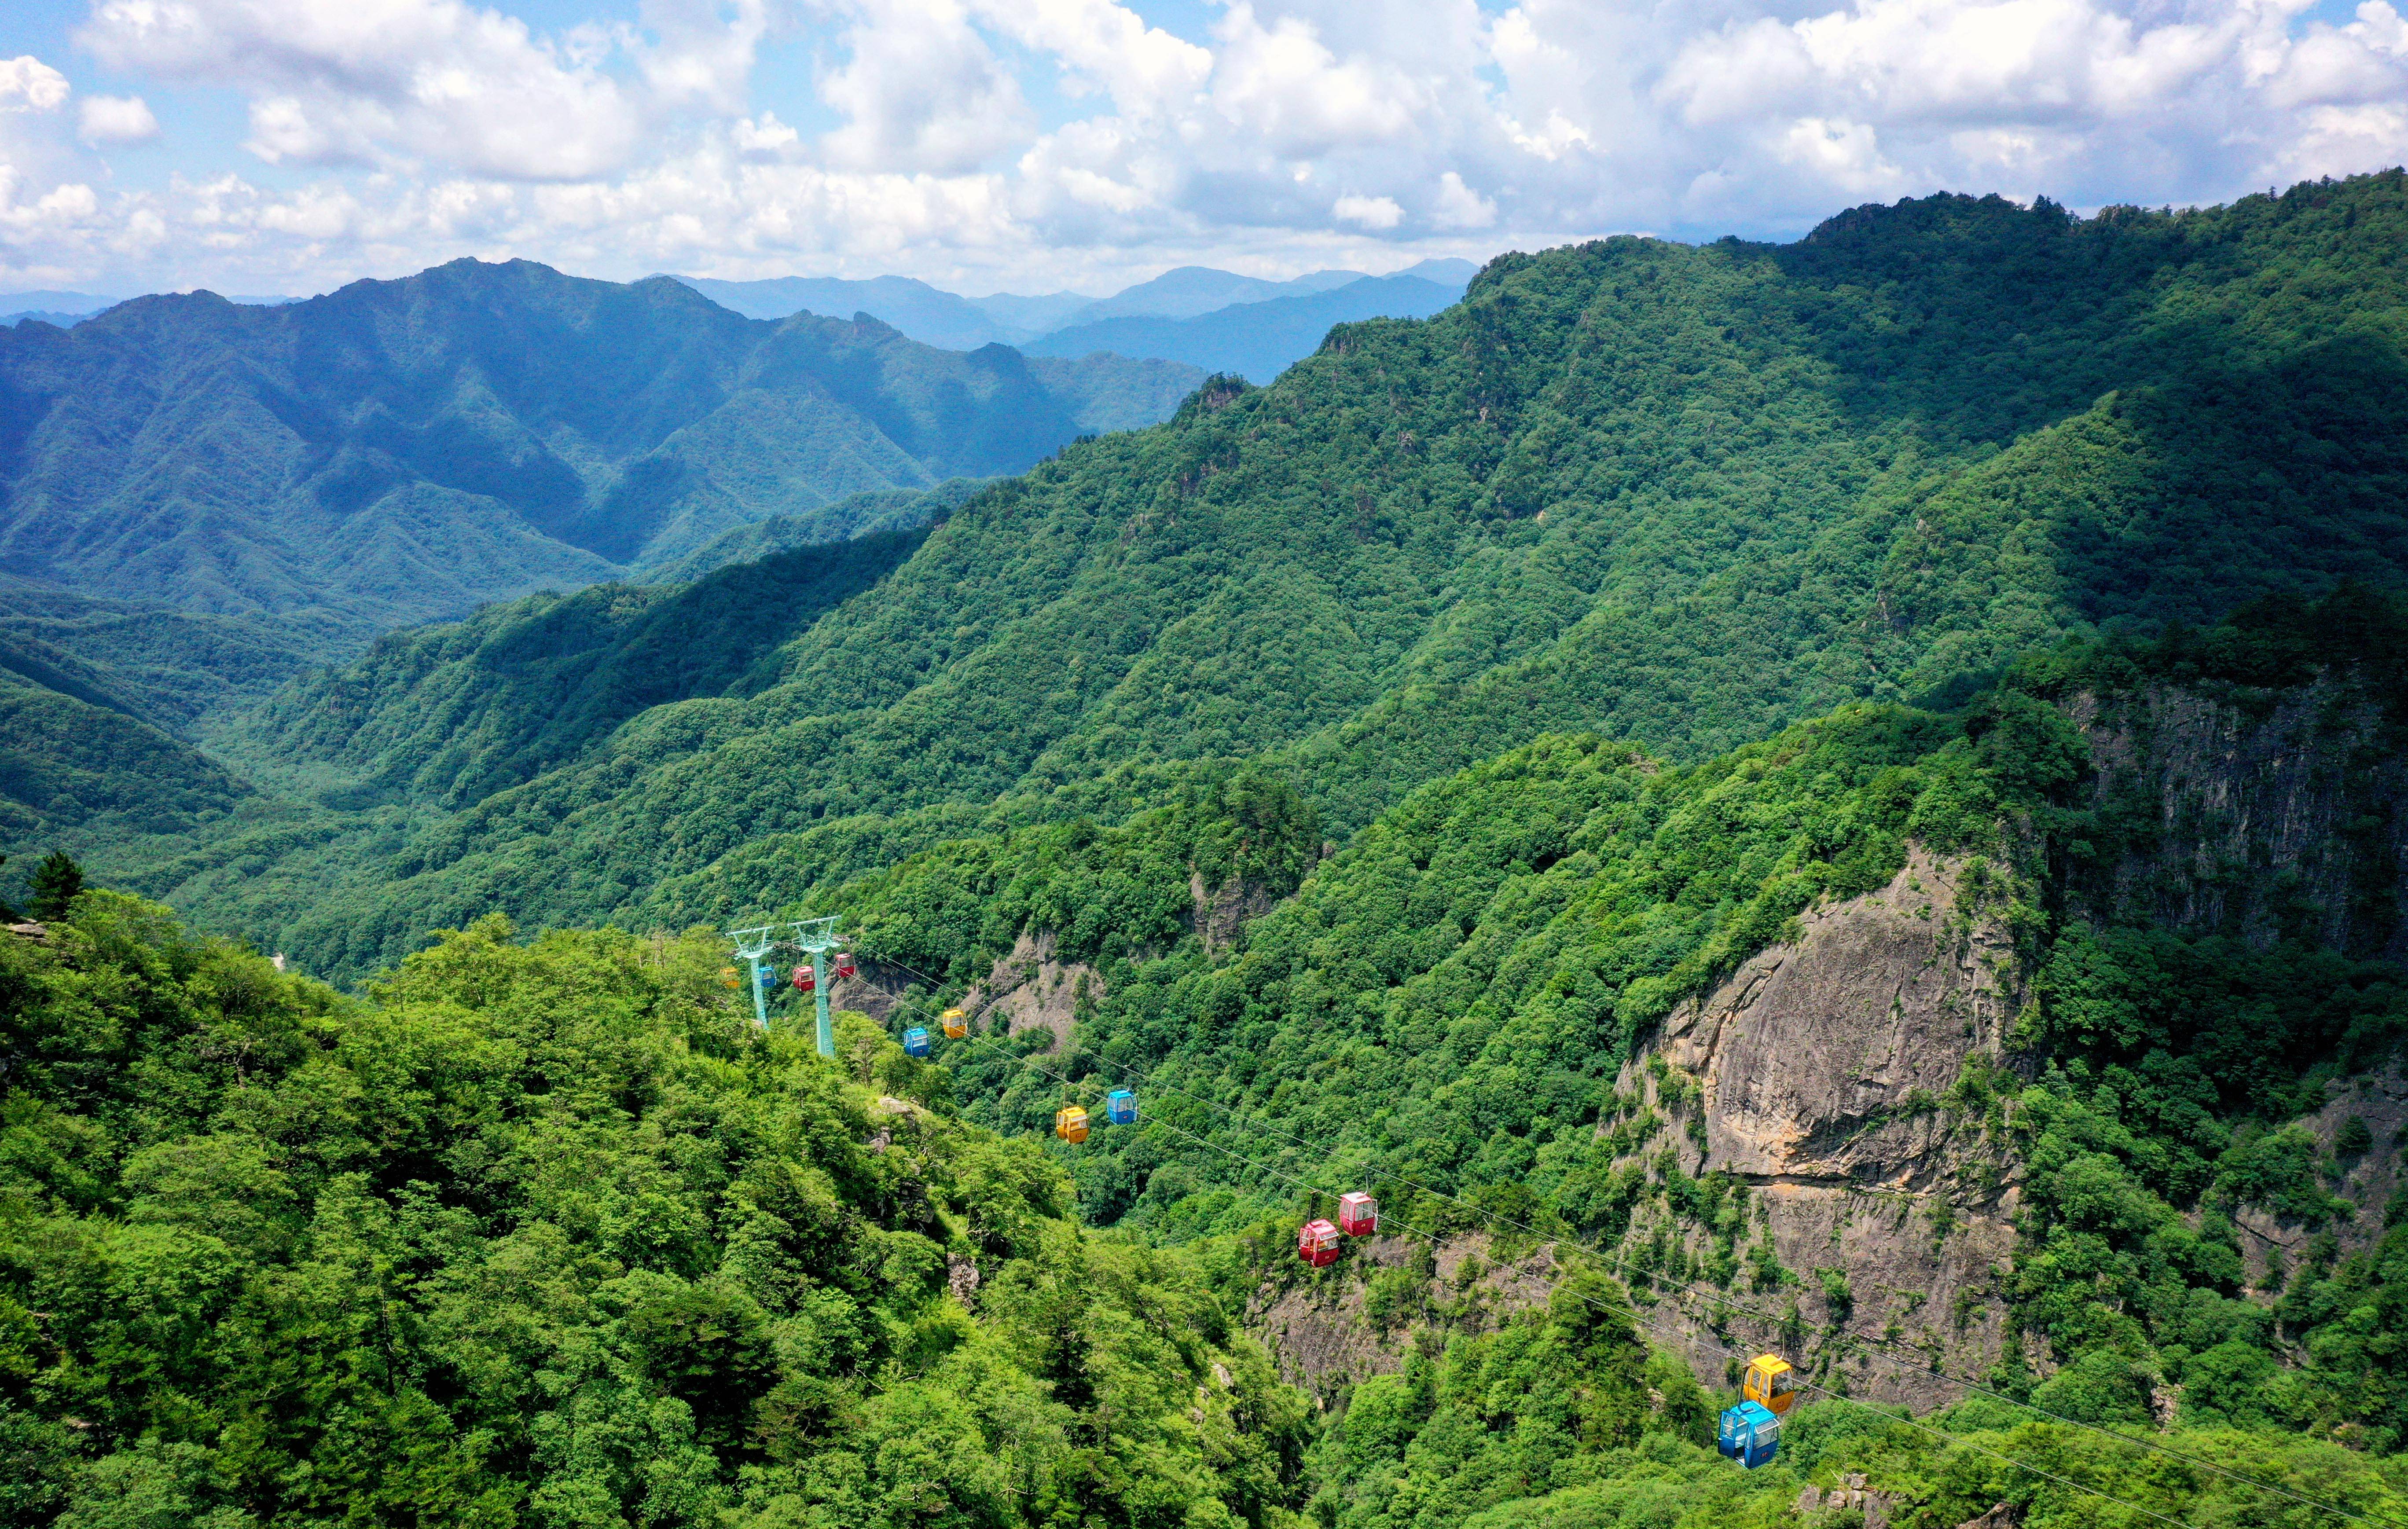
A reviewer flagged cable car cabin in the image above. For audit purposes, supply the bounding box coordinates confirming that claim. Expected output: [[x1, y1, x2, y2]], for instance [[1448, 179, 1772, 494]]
[[719, 967, 742, 989], [1718, 1402, 1780, 1468], [903, 1027, 931, 1058], [834, 951, 858, 979], [1338, 1192, 1378, 1237], [1742, 1354, 1798, 1416], [1055, 1106, 1090, 1144], [1297, 1218, 1341, 1268], [1106, 1089, 1138, 1125], [941, 1008, 969, 1039], [792, 964, 815, 992]]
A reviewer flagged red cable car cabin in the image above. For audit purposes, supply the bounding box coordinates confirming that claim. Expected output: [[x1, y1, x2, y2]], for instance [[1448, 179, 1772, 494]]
[[792, 964, 815, 991], [834, 951, 858, 979], [1297, 1218, 1340, 1268], [1338, 1192, 1378, 1237]]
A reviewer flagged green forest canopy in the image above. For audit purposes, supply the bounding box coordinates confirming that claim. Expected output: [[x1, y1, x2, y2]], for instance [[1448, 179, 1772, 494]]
[[30, 172, 2401, 983]]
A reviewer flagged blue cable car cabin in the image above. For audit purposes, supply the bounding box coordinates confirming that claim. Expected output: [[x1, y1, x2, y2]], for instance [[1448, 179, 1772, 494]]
[[903, 1026, 931, 1058], [1106, 1088, 1137, 1125], [1717, 1401, 1780, 1468]]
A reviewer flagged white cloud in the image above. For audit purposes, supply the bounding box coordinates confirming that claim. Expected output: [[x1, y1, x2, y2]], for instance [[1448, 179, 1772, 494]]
[[0, 56, 71, 113], [817, 0, 1032, 173], [5, 0, 2408, 298], [1334, 192, 1404, 227], [1211, 4, 1422, 158], [1432, 170, 1496, 227], [79, 0, 647, 178], [79, 94, 162, 144]]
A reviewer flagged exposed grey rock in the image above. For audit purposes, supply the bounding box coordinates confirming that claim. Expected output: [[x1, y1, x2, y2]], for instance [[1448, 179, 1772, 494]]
[[962, 929, 1103, 1052], [947, 1250, 980, 1310], [2071, 679, 2408, 960], [1613, 846, 2024, 1406]]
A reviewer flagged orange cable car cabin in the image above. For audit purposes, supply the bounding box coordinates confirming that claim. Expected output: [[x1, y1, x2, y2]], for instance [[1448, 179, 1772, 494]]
[[1741, 1354, 1797, 1416]]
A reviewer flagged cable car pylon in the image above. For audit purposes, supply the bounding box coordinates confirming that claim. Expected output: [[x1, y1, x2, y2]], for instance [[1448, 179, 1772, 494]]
[[725, 915, 847, 1058]]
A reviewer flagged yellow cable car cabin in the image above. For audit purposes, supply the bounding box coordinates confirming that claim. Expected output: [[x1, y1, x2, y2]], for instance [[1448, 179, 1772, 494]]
[[1055, 1105, 1090, 1144], [941, 1007, 969, 1039], [1742, 1354, 1797, 1416], [718, 967, 742, 990]]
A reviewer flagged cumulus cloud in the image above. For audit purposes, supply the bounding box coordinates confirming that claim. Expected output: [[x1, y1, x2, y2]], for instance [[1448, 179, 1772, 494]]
[[79, 0, 647, 177], [7, 0, 2408, 296], [0, 56, 72, 113], [1334, 192, 1404, 227], [79, 94, 160, 144]]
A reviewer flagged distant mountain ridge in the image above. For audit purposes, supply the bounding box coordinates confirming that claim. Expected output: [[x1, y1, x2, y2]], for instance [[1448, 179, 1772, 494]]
[[665, 258, 1481, 372], [1022, 271, 1471, 380], [0, 258, 1204, 727]]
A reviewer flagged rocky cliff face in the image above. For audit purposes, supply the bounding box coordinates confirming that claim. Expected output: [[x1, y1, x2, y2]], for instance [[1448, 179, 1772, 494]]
[[1238, 847, 2026, 1407], [1610, 846, 2025, 1407], [962, 929, 1103, 1051], [2072, 678, 2408, 960]]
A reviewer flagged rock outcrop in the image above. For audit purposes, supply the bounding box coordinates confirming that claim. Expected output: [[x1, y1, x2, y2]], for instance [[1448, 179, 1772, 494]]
[[1610, 846, 2024, 1406], [962, 930, 1103, 1052], [2073, 678, 2408, 961]]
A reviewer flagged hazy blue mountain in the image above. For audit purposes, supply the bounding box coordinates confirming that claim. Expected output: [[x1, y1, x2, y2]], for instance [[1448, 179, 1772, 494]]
[[1060, 264, 1366, 323], [0, 290, 119, 318], [0, 260, 1205, 678], [667, 273, 1016, 347], [1023, 271, 1470, 380], [1395, 256, 1481, 283], [663, 262, 1476, 347], [965, 289, 1098, 334]]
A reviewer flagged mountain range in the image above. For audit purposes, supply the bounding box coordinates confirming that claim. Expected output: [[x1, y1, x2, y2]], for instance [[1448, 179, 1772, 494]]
[[16, 174, 2393, 974], [665, 258, 1479, 356], [4, 174, 2408, 1529], [0, 259, 1202, 724]]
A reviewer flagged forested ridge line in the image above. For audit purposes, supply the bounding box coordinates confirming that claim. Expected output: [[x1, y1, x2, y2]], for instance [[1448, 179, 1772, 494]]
[[50, 171, 2408, 983]]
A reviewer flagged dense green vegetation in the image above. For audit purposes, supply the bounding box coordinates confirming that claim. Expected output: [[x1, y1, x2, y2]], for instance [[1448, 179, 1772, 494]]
[[0, 899, 1319, 1527], [11, 892, 2407, 1529], [728, 590, 2406, 1514], [57, 173, 2406, 981]]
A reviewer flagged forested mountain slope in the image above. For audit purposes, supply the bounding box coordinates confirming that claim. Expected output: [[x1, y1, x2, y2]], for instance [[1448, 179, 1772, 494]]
[[0, 901, 1325, 1527], [17, 603, 2408, 1529], [811, 588, 2408, 1517], [116, 173, 2408, 979], [0, 259, 1201, 680]]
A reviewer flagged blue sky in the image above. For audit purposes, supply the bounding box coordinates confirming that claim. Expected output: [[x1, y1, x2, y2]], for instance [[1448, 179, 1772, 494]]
[[2, 0, 2404, 299]]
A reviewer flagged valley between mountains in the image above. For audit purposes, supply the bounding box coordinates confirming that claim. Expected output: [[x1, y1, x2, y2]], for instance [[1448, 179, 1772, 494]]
[[4, 175, 2408, 1529]]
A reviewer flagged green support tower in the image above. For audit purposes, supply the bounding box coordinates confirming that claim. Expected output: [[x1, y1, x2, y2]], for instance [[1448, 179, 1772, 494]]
[[725, 916, 846, 1059]]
